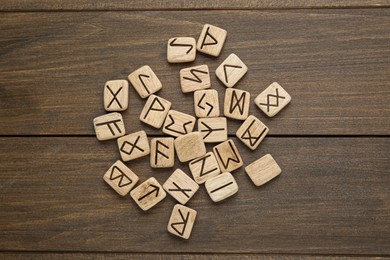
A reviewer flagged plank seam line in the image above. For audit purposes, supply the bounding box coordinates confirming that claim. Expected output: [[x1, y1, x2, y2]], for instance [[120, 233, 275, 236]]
[[0, 135, 389, 138]]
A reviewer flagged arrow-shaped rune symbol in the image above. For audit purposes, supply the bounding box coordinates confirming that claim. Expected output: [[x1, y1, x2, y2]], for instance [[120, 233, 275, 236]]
[[169, 38, 194, 54], [223, 64, 242, 83], [171, 209, 190, 236], [138, 184, 160, 201], [197, 93, 214, 116], [200, 121, 225, 139]]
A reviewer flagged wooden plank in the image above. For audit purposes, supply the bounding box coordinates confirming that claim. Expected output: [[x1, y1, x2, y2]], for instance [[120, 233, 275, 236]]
[[0, 10, 389, 135], [0, 137, 389, 254], [0, 0, 389, 11]]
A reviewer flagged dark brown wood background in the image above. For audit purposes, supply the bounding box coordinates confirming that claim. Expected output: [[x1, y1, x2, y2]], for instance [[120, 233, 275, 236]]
[[0, 1, 389, 259]]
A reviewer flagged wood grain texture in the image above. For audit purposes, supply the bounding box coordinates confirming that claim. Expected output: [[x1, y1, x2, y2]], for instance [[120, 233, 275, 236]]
[[0, 10, 389, 135], [0, 0, 389, 11], [0, 137, 389, 254]]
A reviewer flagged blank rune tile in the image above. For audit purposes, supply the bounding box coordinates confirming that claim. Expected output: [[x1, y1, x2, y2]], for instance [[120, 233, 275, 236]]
[[189, 152, 221, 184], [167, 37, 196, 63], [216, 53, 248, 88], [197, 117, 227, 143], [194, 89, 220, 118], [213, 139, 243, 172], [205, 172, 238, 202], [180, 65, 211, 93], [117, 130, 150, 162], [245, 154, 282, 187], [130, 177, 166, 211], [196, 24, 227, 57], [224, 88, 250, 120], [128, 65, 162, 99], [103, 160, 139, 196], [150, 137, 175, 168], [103, 80, 129, 112], [255, 82, 291, 117], [163, 169, 199, 205], [236, 115, 269, 150], [93, 112, 125, 141], [140, 95, 171, 129], [174, 132, 206, 162], [162, 110, 196, 138], [167, 204, 197, 239]]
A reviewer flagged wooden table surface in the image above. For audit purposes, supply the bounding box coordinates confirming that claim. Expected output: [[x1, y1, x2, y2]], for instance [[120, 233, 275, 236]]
[[1, 1, 390, 259]]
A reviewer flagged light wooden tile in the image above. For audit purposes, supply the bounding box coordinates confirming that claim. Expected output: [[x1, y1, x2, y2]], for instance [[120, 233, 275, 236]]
[[189, 152, 221, 184], [130, 177, 166, 211], [128, 65, 162, 99], [117, 130, 150, 162], [224, 88, 250, 120], [163, 169, 199, 205], [245, 154, 282, 186], [194, 89, 220, 118], [103, 80, 129, 112], [167, 37, 196, 63], [255, 82, 291, 117], [93, 112, 125, 141], [167, 204, 197, 239], [213, 139, 243, 172], [162, 110, 196, 137], [205, 172, 238, 202], [140, 95, 171, 129], [196, 24, 227, 57], [103, 160, 139, 196], [150, 137, 175, 168], [180, 65, 211, 93], [236, 115, 269, 150], [174, 132, 206, 162], [197, 117, 227, 143], [215, 53, 248, 88]]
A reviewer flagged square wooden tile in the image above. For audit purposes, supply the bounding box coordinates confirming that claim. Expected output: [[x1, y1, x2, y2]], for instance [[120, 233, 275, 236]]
[[93, 112, 125, 141], [245, 154, 281, 186], [162, 110, 196, 137], [197, 117, 227, 143], [117, 130, 150, 162], [224, 88, 250, 120], [128, 65, 162, 99], [104, 80, 129, 112], [194, 89, 220, 118], [130, 177, 166, 211], [174, 132, 206, 162], [255, 82, 291, 117], [103, 160, 139, 196], [163, 169, 199, 205], [167, 37, 196, 63], [140, 95, 172, 129], [213, 139, 243, 172], [216, 53, 248, 88], [205, 172, 238, 202], [150, 137, 175, 168], [196, 24, 227, 57], [180, 65, 211, 93], [189, 152, 221, 184], [167, 204, 197, 239], [236, 115, 269, 150]]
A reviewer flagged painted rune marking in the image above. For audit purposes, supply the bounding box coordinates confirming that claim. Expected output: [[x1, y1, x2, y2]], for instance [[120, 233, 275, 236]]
[[200, 121, 225, 139], [120, 136, 145, 155], [214, 141, 241, 169], [169, 38, 193, 54], [110, 166, 132, 187], [200, 26, 218, 49], [164, 114, 192, 135], [144, 96, 165, 119], [183, 69, 208, 83], [106, 85, 123, 109], [95, 119, 122, 136], [210, 181, 234, 194], [138, 74, 151, 94], [223, 64, 242, 83], [168, 182, 192, 198], [171, 209, 190, 236], [241, 120, 267, 147], [155, 140, 169, 164], [229, 90, 247, 115], [197, 93, 214, 116], [190, 154, 218, 177], [259, 88, 286, 112], [138, 184, 160, 201]]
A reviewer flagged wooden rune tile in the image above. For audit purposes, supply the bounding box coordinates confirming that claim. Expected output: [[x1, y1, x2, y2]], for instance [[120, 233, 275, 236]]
[[167, 37, 196, 63], [224, 88, 250, 120], [174, 132, 206, 162], [236, 115, 269, 150], [103, 80, 129, 112], [130, 177, 166, 211], [93, 112, 125, 141], [140, 95, 171, 129], [215, 53, 248, 88], [196, 24, 227, 57], [167, 204, 197, 239], [255, 82, 291, 117], [150, 137, 175, 168], [180, 65, 211, 93], [213, 139, 243, 172], [245, 154, 282, 186], [117, 130, 150, 162], [194, 89, 220, 118], [197, 117, 227, 143], [162, 110, 196, 138], [103, 160, 139, 196], [163, 169, 199, 205], [189, 152, 221, 184], [128, 65, 162, 99], [205, 172, 238, 202]]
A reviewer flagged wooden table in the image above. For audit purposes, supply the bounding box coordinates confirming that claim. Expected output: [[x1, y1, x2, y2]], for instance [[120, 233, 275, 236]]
[[1, 1, 389, 259]]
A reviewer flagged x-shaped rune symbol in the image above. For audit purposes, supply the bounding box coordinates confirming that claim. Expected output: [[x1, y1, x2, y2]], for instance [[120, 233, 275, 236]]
[[259, 88, 286, 112], [120, 136, 144, 155], [107, 85, 123, 109]]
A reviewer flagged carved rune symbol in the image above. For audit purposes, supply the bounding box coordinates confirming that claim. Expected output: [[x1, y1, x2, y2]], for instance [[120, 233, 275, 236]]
[[200, 26, 218, 49], [120, 136, 145, 155], [241, 120, 267, 147], [95, 119, 123, 136], [106, 85, 123, 109], [210, 181, 234, 193], [259, 88, 286, 112], [169, 38, 193, 54], [190, 154, 218, 177], [230, 90, 247, 115], [155, 140, 169, 164], [200, 121, 225, 139], [197, 93, 214, 116], [110, 166, 132, 187], [168, 182, 192, 198], [183, 69, 208, 83], [138, 74, 151, 94], [164, 115, 192, 135], [215, 142, 241, 169], [223, 64, 242, 83], [138, 184, 160, 202], [144, 97, 165, 119], [171, 209, 190, 236]]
